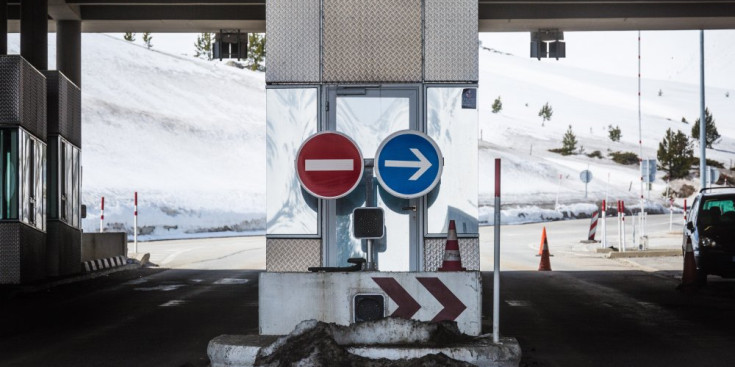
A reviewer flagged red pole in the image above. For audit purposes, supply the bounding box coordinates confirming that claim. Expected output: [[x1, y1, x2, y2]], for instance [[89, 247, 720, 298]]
[[684, 199, 688, 222], [492, 158, 501, 343]]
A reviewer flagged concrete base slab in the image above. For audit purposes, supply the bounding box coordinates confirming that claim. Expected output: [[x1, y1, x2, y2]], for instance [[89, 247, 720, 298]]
[[348, 336, 521, 367], [207, 318, 522, 367], [207, 335, 277, 367], [606, 249, 681, 259]]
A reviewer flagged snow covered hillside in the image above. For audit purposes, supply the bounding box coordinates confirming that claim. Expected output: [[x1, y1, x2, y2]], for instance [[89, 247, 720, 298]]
[[6, 31, 735, 238], [476, 31, 735, 224], [8, 34, 266, 238]]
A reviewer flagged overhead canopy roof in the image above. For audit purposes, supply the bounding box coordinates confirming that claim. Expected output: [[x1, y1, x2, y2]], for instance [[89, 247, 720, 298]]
[[5, 0, 735, 32]]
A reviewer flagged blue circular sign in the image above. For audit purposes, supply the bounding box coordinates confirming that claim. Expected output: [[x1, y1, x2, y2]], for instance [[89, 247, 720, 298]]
[[375, 130, 443, 199]]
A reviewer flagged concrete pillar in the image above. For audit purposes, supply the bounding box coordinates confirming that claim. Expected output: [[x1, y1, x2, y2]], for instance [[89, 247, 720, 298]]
[[1, 0, 7, 55], [20, 0, 48, 70], [56, 20, 81, 87]]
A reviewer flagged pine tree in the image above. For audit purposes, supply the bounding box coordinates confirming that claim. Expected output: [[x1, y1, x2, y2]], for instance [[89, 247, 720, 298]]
[[491, 96, 503, 113], [247, 33, 266, 71], [142, 32, 153, 49], [194, 33, 214, 59], [657, 128, 693, 179], [538, 102, 553, 126], [123, 32, 135, 42], [608, 125, 621, 142], [561, 125, 577, 155], [691, 107, 721, 148]]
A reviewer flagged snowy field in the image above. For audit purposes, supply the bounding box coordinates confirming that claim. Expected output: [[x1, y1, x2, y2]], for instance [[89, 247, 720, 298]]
[[6, 31, 735, 239]]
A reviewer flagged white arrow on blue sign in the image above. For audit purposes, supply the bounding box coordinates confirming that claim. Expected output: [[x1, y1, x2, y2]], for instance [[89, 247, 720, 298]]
[[375, 130, 443, 199]]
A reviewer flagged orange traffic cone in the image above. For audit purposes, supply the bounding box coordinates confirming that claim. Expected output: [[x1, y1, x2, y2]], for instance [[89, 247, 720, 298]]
[[678, 241, 698, 292], [438, 220, 465, 271], [538, 228, 552, 271], [536, 227, 548, 256]]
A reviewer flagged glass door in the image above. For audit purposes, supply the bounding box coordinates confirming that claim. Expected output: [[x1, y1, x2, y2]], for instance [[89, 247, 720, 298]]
[[326, 86, 421, 271]]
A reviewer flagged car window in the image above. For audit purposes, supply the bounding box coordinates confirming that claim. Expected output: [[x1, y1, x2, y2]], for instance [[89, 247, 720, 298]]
[[702, 196, 735, 224], [703, 197, 735, 213]]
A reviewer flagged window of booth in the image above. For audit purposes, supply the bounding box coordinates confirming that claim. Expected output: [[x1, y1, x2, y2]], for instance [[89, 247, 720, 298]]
[[266, 88, 320, 236], [49, 136, 81, 228], [1, 128, 45, 230], [1, 129, 19, 220], [18, 129, 46, 231], [426, 87, 478, 235]]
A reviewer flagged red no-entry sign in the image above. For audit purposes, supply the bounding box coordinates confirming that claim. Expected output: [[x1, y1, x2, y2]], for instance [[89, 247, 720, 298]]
[[296, 132, 364, 199]]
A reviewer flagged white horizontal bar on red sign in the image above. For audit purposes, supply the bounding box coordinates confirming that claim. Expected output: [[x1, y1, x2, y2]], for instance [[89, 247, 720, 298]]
[[305, 159, 353, 171]]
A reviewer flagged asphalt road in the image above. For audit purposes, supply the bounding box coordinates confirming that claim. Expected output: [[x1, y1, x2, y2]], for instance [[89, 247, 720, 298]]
[[0, 236, 263, 367], [3, 216, 735, 366]]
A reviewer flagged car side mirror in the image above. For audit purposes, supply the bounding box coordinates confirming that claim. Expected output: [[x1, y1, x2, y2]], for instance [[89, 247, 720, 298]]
[[686, 222, 694, 231]]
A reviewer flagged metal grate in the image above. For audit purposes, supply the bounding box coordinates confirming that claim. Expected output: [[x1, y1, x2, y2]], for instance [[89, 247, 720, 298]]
[[266, 238, 322, 272], [424, 237, 480, 271], [43, 71, 82, 147], [266, 0, 321, 83], [323, 0, 422, 82], [424, 0, 479, 82], [0, 56, 47, 141], [0, 223, 22, 284]]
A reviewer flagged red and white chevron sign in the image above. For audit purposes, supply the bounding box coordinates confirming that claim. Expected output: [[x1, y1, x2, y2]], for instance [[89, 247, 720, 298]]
[[372, 277, 467, 321], [259, 272, 482, 336]]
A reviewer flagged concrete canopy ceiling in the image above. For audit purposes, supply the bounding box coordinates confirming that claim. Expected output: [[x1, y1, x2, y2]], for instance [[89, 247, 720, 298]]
[[4, 1, 735, 32]]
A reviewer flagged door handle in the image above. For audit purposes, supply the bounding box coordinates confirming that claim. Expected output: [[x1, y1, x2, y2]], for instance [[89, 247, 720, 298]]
[[402, 206, 417, 212]]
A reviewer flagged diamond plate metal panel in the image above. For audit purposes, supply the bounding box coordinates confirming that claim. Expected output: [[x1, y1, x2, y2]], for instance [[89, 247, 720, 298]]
[[425, 0, 479, 82], [0, 56, 47, 141], [266, 0, 321, 83], [424, 237, 480, 271], [43, 71, 82, 147], [266, 238, 322, 272], [0, 56, 22, 124], [0, 223, 22, 284], [323, 0, 422, 83]]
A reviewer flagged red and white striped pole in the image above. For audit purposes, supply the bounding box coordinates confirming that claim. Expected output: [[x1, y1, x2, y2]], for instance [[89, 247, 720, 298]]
[[601, 200, 607, 248], [134, 192, 138, 254], [684, 199, 688, 222], [99, 196, 105, 233], [588, 209, 599, 241]]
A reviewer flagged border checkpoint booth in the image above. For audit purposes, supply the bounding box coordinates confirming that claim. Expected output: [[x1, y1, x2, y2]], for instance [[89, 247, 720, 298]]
[[262, 0, 482, 336]]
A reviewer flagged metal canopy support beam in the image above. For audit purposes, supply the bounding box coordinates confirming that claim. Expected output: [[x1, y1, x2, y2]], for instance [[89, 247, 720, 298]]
[[20, 0, 48, 70], [1, 0, 7, 55], [57, 20, 81, 87]]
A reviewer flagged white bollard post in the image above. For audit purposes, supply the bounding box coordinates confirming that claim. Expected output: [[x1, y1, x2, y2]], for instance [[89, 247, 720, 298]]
[[621, 200, 626, 252], [99, 196, 105, 233], [134, 191, 138, 255], [633, 212, 638, 250], [669, 199, 673, 232]]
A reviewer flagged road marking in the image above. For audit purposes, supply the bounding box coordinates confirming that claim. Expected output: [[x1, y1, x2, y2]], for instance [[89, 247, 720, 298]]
[[134, 284, 185, 292], [123, 278, 148, 286], [159, 300, 186, 307], [305, 159, 353, 171], [214, 278, 250, 285], [160, 247, 203, 266], [505, 300, 530, 307]]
